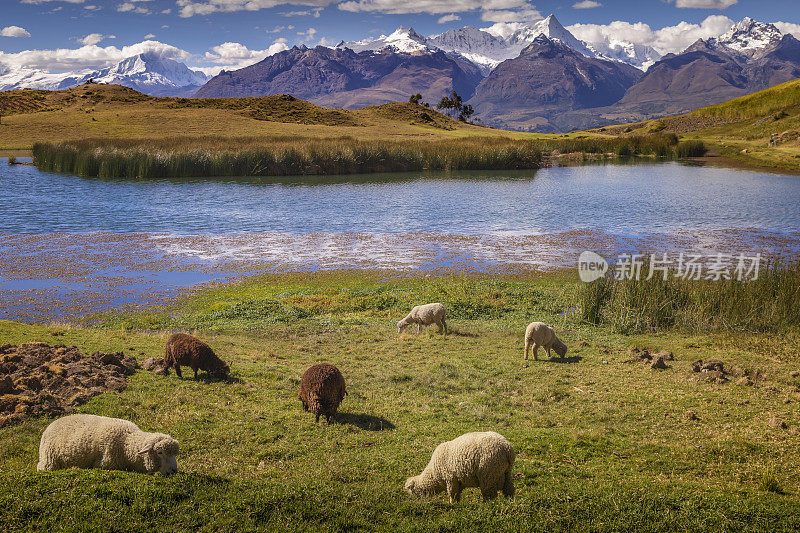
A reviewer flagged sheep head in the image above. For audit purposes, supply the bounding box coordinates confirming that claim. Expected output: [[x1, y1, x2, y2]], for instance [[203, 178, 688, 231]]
[[553, 339, 568, 358], [404, 476, 419, 497], [137, 434, 180, 475], [397, 319, 410, 333], [210, 359, 230, 379]]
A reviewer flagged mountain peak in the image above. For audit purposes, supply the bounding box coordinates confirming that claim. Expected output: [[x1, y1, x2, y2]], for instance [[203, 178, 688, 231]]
[[717, 17, 783, 54]]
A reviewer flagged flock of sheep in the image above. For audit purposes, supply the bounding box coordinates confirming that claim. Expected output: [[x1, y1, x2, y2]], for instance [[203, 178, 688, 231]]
[[36, 302, 568, 504]]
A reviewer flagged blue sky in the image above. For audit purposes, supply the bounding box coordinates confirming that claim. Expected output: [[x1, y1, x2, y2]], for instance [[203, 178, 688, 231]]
[[2, 0, 799, 74]]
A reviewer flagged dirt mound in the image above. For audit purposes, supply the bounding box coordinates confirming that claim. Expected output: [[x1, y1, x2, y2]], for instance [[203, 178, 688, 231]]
[[624, 347, 674, 369], [691, 359, 729, 384], [0, 342, 138, 428]]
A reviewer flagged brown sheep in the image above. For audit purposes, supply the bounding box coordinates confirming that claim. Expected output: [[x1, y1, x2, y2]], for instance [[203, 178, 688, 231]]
[[164, 333, 230, 380], [298, 363, 347, 424]]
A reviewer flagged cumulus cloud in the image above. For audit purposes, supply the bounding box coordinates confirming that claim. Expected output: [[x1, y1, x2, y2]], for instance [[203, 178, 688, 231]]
[[671, 0, 736, 7], [143, 33, 156, 39], [0, 40, 190, 73], [118, 2, 151, 14], [773, 22, 800, 38], [573, 0, 601, 8], [338, 0, 535, 15], [297, 27, 317, 41], [437, 14, 461, 23], [198, 39, 289, 74], [1, 26, 32, 38], [280, 7, 322, 16], [567, 15, 735, 55], [78, 33, 114, 45], [176, 0, 332, 17]]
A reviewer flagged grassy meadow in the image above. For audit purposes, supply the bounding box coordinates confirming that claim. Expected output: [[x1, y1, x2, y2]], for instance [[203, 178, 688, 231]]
[[2, 270, 800, 531]]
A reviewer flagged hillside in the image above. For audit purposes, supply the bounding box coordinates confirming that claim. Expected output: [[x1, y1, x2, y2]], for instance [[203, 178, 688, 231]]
[[0, 83, 493, 151], [592, 78, 800, 172]]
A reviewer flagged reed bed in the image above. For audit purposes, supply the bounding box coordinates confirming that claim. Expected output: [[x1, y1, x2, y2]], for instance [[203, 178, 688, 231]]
[[580, 260, 800, 334], [32, 134, 705, 179], [32, 137, 543, 178]]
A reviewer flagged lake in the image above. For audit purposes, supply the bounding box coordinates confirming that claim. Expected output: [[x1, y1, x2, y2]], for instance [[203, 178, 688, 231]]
[[2, 159, 799, 320]]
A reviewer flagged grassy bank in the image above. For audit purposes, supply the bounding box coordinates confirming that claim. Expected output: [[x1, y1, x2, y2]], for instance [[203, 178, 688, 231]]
[[31, 133, 704, 178], [2, 270, 800, 531]]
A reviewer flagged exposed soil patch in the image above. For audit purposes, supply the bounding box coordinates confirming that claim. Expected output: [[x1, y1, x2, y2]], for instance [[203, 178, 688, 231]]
[[0, 342, 138, 427], [624, 347, 674, 369]]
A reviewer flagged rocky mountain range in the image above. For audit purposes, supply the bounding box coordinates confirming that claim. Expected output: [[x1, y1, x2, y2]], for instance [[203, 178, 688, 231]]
[[2, 16, 798, 132], [0, 53, 208, 97]]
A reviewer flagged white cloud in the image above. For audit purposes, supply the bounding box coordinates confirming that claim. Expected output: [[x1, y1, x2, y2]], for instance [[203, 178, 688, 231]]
[[297, 27, 317, 41], [0, 40, 190, 73], [118, 2, 151, 14], [266, 25, 293, 33], [1, 26, 32, 38], [78, 33, 113, 45], [573, 0, 601, 8], [198, 39, 289, 74], [773, 22, 800, 38], [437, 14, 461, 23], [144, 33, 156, 39], [280, 7, 322, 16], [567, 15, 734, 55], [84, 5, 101, 10], [670, 0, 736, 7], [176, 0, 333, 18], [338, 0, 534, 15]]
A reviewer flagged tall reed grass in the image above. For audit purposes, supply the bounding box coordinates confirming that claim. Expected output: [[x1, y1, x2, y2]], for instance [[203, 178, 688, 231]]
[[32, 137, 543, 178], [580, 260, 800, 334], [32, 134, 705, 179]]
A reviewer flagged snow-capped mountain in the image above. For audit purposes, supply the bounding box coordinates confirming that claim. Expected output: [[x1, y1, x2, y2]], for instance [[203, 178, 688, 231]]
[[337, 27, 435, 54], [711, 17, 784, 57], [338, 14, 660, 74], [0, 53, 208, 96], [73, 53, 209, 96]]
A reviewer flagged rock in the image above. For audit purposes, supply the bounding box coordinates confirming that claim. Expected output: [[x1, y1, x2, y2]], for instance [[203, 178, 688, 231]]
[[654, 351, 674, 361], [651, 356, 669, 370], [153, 366, 170, 376], [142, 357, 164, 371], [702, 360, 724, 373], [769, 418, 788, 430], [685, 410, 699, 421]]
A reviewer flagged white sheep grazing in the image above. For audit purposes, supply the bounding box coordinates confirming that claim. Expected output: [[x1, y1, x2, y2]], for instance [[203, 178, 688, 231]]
[[524, 321, 567, 364], [397, 303, 448, 334], [405, 431, 516, 503], [37, 414, 179, 475]]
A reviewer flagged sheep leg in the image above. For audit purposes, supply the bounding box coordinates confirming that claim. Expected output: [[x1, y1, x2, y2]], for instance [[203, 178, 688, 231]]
[[502, 469, 515, 498], [193, 367, 199, 380], [174, 364, 182, 378], [546, 346, 552, 359], [524, 337, 530, 363], [442, 319, 447, 335], [446, 480, 461, 504], [532, 344, 539, 361], [417, 323, 421, 333]]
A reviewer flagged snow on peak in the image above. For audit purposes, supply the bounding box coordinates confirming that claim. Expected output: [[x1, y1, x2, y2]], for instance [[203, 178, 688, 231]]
[[715, 17, 783, 54], [338, 26, 434, 54]]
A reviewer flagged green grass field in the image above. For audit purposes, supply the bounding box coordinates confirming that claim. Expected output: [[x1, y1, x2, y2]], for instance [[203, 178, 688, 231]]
[[2, 271, 800, 531]]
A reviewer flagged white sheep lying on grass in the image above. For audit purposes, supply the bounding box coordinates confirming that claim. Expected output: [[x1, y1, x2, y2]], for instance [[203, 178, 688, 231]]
[[37, 414, 179, 475], [405, 431, 515, 503], [524, 321, 567, 364], [398, 303, 448, 334]]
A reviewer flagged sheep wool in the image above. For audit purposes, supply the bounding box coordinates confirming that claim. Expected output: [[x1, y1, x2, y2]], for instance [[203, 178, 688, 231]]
[[298, 363, 347, 424], [524, 322, 567, 362], [405, 431, 515, 503], [37, 414, 179, 475], [164, 333, 230, 379], [397, 303, 448, 334]]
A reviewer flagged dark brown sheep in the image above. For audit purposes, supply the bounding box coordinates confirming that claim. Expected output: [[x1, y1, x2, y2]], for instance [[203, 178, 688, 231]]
[[298, 363, 347, 424], [164, 333, 230, 380]]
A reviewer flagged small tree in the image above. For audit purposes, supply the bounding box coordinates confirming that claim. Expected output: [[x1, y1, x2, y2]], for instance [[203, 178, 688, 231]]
[[409, 93, 423, 105], [458, 104, 474, 123]]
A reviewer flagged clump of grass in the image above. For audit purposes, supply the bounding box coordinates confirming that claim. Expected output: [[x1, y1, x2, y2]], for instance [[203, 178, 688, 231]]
[[580, 260, 800, 334], [7, 156, 17, 165], [675, 140, 707, 158]]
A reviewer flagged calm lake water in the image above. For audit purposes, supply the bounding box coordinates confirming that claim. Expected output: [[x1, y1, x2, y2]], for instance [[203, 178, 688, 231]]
[[3, 160, 800, 235], [2, 158, 800, 320]]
